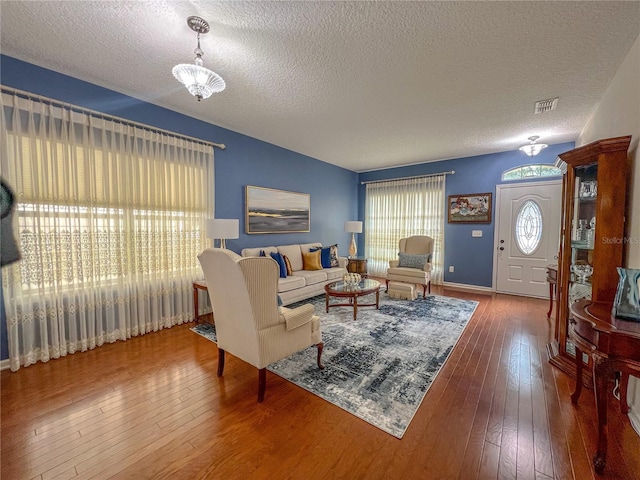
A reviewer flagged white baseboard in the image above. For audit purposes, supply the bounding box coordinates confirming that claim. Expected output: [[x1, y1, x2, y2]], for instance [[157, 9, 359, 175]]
[[442, 281, 493, 294], [1, 359, 11, 371]]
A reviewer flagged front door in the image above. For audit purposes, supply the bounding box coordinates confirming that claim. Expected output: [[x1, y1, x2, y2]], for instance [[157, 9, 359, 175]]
[[494, 180, 562, 298]]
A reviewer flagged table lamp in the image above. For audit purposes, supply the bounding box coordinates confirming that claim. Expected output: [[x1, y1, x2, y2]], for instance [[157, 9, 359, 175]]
[[206, 218, 239, 249], [344, 221, 363, 258]]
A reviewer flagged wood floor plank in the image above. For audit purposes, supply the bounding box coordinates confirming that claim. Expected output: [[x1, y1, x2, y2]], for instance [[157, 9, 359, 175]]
[[516, 331, 535, 480], [479, 440, 501, 479], [458, 307, 505, 478], [2, 287, 639, 480], [485, 300, 514, 448], [536, 332, 575, 480], [497, 314, 522, 480], [552, 366, 596, 479], [528, 333, 555, 479], [445, 307, 503, 479]]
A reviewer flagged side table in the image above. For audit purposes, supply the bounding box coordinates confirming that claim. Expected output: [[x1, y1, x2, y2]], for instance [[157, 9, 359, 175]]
[[347, 257, 368, 278], [193, 280, 210, 323]]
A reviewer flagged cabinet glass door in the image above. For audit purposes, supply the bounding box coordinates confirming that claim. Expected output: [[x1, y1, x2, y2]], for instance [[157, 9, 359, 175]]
[[566, 164, 597, 360]]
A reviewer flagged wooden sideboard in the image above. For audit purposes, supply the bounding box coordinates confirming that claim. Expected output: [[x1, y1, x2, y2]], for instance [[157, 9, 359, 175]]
[[569, 299, 640, 473]]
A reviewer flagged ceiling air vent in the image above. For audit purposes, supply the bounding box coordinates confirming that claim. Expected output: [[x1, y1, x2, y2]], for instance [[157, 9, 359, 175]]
[[534, 97, 559, 114]]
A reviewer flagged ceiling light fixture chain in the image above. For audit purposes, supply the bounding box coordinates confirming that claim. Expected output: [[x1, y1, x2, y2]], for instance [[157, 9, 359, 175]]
[[189, 15, 208, 66], [172, 15, 225, 101]]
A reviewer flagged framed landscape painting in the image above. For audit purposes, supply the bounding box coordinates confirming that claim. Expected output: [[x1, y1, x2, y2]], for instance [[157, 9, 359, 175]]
[[245, 185, 310, 233], [448, 193, 492, 223]]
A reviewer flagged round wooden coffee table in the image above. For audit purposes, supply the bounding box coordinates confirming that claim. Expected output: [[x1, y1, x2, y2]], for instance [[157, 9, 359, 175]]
[[324, 279, 380, 320]]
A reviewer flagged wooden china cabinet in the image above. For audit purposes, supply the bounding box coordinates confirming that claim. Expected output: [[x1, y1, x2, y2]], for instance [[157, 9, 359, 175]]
[[547, 135, 631, 383]]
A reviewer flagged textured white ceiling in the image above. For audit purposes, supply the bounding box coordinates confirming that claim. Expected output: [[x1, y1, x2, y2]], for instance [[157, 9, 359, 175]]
[[1, 1, 639, 172]]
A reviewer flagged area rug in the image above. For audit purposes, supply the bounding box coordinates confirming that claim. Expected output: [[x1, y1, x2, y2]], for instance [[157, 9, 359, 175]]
[[191, 293, 478, 438]]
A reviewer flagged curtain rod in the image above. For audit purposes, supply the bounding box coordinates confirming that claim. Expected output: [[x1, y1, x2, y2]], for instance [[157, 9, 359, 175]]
[[361, 170, 455, 185], [1, 85, 226, 150]]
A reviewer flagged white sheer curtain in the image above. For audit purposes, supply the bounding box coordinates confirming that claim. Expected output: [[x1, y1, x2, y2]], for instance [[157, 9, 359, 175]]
[[0, 90, 214, 371], [365, 175, 445, 282]]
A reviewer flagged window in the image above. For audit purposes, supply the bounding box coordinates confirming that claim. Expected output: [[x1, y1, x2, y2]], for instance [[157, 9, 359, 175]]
[[364, 175, 445, 282], [1, 90, 214, 371], [502, 164, 561, 181], [515, 200, 542, 255]]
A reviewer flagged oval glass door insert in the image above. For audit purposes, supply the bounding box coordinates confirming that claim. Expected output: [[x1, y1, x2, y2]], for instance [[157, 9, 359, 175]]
[[515, 200, 542, 255]]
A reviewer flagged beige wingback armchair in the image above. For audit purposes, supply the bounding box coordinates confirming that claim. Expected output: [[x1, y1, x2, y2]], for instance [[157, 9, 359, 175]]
[[197, 248, 324, 402], [386, 235, 433, 298]]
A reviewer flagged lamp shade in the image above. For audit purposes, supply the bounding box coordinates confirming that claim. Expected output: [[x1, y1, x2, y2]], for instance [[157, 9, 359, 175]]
[[344, 221, 363, 233], [206, 219, 239, 240]]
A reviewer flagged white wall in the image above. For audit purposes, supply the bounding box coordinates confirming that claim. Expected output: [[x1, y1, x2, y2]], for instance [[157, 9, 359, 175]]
[[576, 33, 640, 435]]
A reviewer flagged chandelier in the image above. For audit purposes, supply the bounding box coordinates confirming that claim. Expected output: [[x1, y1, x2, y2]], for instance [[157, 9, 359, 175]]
[[519, 136, 548, 156], [172, 16, 226, 101]]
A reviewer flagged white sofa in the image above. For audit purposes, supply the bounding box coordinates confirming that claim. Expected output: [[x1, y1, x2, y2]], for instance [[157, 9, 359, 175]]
[[241, 243, 348, 306]]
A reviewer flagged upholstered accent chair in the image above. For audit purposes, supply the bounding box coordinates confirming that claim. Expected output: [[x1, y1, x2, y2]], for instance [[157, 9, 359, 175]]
[[385, 235, 433, 298], [197, 248, 324, 402]]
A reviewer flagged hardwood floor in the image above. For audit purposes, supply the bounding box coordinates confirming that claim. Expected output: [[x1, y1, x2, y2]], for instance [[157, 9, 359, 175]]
[[2, 286, 639, 479]]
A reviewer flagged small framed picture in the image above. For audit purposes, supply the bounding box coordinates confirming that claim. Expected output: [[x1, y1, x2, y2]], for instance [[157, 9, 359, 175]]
[[448, 193, 492, 223]]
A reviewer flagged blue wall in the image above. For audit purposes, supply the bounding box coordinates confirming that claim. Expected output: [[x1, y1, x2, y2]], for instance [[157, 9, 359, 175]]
[[358, 143, 573, 287]]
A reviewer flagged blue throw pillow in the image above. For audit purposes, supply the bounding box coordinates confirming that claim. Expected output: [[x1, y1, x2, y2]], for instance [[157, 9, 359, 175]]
[[311, 244, 338, 269], [270, 252, 288, 278], [397, 252, 430, 269]]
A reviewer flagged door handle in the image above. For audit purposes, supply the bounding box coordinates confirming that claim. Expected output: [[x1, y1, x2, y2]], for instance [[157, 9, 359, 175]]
[[499, 247, 504, 251]]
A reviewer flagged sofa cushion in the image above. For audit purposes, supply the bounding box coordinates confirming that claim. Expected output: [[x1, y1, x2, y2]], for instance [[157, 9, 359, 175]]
[[242, 246, 277, 257], [397, 252, 430, 269], [300, 242, 322, 254], [292, 269, 328, 286], [270, 252, 288, 278], [302, 250, 323, 270], [277, 275, 306, 293], [324, 266, 345, 281], [277, 244, 303, 271], [387, 266, 430, 282]]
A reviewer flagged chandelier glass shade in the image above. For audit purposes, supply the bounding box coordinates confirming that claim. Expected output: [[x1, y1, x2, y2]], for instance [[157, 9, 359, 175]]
[[172, 16, 226, 101], [519, 136, 548, 157]]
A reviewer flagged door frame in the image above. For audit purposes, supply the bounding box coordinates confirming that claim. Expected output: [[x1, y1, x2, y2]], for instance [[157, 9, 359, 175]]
[[492, 179, 562, 295]]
